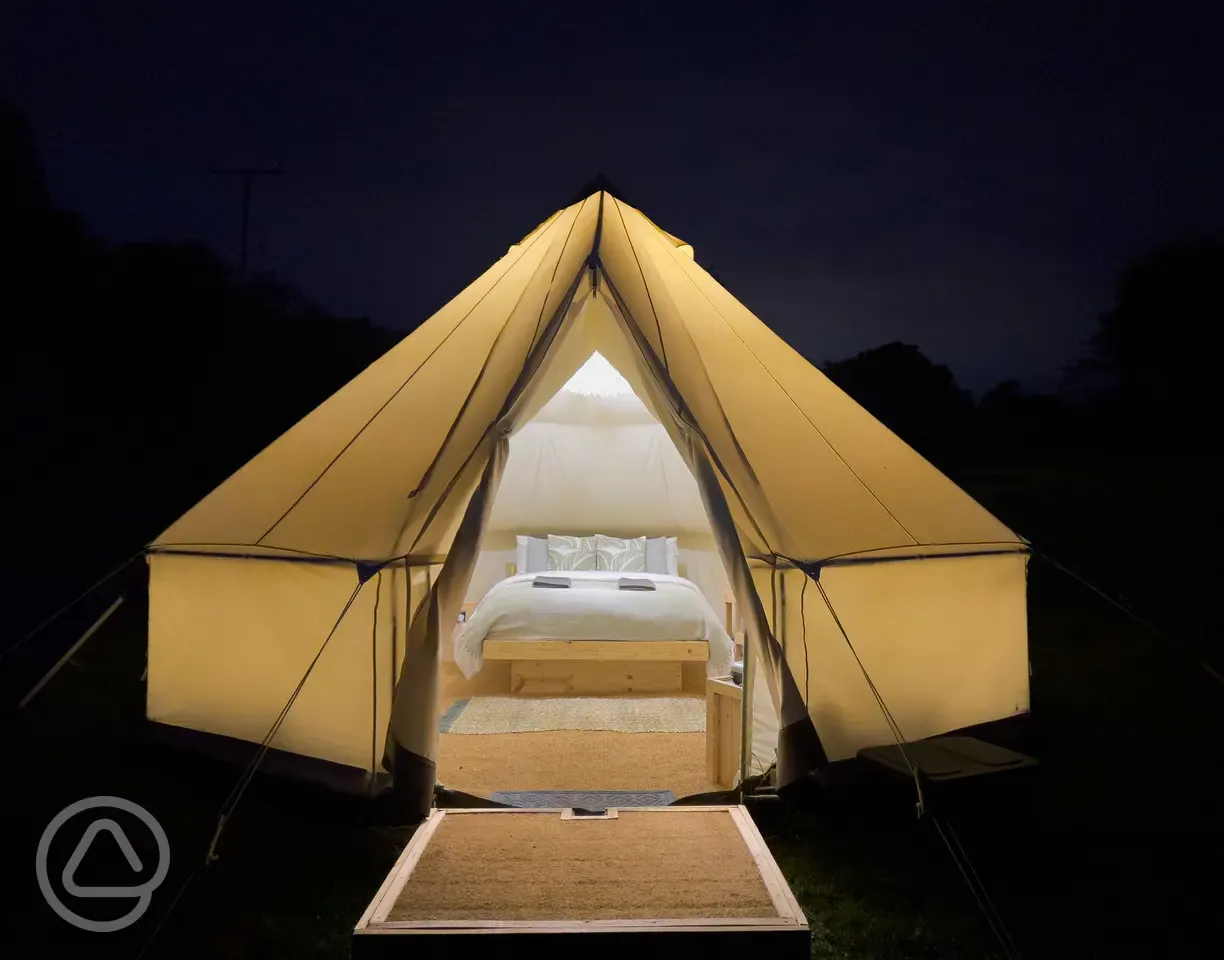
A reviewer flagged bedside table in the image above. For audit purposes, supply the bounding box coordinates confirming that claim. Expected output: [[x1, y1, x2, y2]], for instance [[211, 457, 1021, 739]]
[[706, 677, 742, 787]]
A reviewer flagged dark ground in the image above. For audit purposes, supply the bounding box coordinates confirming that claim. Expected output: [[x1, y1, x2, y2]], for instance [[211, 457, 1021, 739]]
[[3, 455, 1221, 959]]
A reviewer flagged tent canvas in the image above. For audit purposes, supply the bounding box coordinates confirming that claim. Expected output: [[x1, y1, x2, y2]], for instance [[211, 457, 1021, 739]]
[[146, 187, 1030, 811]]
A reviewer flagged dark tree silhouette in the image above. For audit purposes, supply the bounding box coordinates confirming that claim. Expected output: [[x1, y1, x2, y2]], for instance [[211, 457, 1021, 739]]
[[821, 341, 973, 461], [1, 99, 49, 211], [975, 379, 1075, 460], [1090, 238, 1224, 433], [3, 101, 396, 657]]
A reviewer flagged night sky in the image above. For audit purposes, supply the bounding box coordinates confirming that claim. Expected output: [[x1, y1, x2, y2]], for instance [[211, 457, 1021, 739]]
[[5, 2, 1221, 393]]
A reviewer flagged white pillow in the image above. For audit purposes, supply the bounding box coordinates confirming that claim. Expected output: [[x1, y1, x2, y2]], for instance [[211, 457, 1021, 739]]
[[595, 534, 647, 573], [645, 537, 679, 576], [515, 535, 549, 574], [546, 534, 597, 571]]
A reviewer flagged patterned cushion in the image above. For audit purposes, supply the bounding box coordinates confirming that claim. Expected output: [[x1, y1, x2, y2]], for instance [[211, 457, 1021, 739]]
[[596, 535, 647, 573], [546, 534, 597, 571]]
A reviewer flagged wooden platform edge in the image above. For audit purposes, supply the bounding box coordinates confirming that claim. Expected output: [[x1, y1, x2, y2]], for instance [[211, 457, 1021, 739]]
[[727, 805, 808, 926], [352, 923, 814, 960], [356, 805, 809, 939], [360, 810, 447, 927], [369, 917, 803, 930]]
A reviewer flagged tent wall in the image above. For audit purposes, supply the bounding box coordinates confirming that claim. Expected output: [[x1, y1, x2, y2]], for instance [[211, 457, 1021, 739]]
[[746, 649, 781, 777], [485, 402, 711, 537], [149, 553, 384, 770], [376, 561, 441, 749], [147, 553, 441, 773], [772, 552, 1030, 762]]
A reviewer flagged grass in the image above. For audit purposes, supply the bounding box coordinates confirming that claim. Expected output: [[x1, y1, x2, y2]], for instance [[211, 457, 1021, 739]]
[[3, 455, 1222, 957]]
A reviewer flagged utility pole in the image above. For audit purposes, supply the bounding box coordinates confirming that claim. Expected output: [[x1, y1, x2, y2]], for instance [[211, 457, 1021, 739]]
[[209, 165, 285, 277]]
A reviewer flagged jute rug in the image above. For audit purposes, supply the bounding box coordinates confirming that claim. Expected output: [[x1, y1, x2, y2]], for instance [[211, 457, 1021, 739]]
[[440, 696, 706, 734], [387, 810, 778, 921]]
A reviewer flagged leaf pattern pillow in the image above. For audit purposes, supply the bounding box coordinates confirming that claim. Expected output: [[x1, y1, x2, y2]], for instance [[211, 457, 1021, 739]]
[[596, 535, 647, 573], [547, 535, 597, 571]]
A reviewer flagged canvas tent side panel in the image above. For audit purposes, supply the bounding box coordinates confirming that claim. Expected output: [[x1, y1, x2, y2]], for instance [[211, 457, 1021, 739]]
[[152, 201, 588, 561], [147, 552, 396, 772], [778, 552, 1030, 762], [625, 197, 1020, 557]]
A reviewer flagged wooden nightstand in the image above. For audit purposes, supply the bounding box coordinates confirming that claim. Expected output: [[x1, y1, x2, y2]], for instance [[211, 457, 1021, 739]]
[[706, 676, 742, 787]]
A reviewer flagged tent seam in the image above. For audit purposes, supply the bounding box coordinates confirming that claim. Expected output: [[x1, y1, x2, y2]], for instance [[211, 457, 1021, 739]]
[[610, 196, 669, 372], [147, 539, 1026, 568], [402, 205, 597, 556], [601, 206, 780, 552], [774, 540, 1030, 567], [528, 203, 587, 356], [655, 235, 922, 547], [388, 201, 589, 555], [252, 212, 559, 547], [370, 570, 382, 779], [610, 198, 784, 542], [596, 265, 776, 555]]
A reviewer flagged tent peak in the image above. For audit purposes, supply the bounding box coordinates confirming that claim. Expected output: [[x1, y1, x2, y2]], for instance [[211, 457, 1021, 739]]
[[566, 173, 631, 207]]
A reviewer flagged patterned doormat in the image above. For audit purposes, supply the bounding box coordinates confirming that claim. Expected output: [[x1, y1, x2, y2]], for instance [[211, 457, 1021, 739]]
[[439, 696, 706, 734], [488, 789, 675, 809]]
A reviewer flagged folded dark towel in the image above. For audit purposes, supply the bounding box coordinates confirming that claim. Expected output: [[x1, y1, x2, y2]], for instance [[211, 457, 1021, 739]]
[[617, 576, 656, 591], [532, 575, 571, 589]]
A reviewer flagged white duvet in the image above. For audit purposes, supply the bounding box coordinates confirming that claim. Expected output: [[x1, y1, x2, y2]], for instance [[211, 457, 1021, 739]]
[[454, 570, 733, 679]]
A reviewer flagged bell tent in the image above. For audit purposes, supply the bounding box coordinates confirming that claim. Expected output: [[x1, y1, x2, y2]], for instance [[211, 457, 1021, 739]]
[[145, 183, 1031, 816]]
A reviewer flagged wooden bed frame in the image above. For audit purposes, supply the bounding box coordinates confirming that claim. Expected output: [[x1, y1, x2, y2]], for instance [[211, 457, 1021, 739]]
[[483, 639, 708, 695], [459, 589, 736, 696]]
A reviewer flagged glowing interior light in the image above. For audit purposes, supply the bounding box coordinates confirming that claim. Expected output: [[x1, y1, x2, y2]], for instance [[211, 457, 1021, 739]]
[[561, 352, 633, 397]]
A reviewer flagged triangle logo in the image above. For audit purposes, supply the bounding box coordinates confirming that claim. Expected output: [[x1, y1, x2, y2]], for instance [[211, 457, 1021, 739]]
[[61, 818, 144, 897]]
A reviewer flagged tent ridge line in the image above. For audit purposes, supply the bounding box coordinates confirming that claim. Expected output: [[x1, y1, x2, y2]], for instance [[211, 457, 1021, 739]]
[[386, 200, 587, 555], [609, 196, 669, 372], [147, 547, 446, 567], [400, 206, 598, 557], [392, 200, 587, 555], [147, 541, 354, 562], [759, 544, 1032, 576], [597, 215, 782, 553], [250, 215, 558, 549], [612, 204, 786, 543], [527, 198, 589, 355], [588, 189, 605, 279], [595, 263, 775, 555]]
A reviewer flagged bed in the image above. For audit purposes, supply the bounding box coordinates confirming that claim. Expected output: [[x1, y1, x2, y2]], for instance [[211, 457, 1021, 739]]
[[455, 569, 734, 695]]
